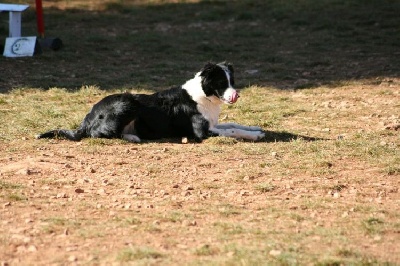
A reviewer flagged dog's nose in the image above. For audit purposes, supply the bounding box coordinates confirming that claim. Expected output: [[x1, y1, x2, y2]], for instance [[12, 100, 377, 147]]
[[230, 91, 239, 103], [223, 88, 239, 104]]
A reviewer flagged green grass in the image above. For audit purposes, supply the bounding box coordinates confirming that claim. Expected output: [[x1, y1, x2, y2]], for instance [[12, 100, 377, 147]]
[[254, 182, 276, 193], [117, 247, 164, 262], [0, 181, 23, 189], [0, 181, 25, 202], [193, 244, 220, 256], [1, 0, 400, 91], [218, 204, 242, 217], [6, 193, 28, 201], [362, 218, 385, 235]]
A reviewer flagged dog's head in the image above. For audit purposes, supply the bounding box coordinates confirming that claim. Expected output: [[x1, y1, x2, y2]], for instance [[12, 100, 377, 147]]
[[199, 62, 239, 104]]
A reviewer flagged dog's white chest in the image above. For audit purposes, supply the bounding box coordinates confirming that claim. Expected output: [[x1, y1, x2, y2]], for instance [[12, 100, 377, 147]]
[[196, 100, 220, 128], [182, 74, 222, 128]]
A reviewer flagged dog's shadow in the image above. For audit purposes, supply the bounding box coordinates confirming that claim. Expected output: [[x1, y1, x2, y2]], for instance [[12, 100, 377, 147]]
[[260, 130, 325, 142], [139, 130, 325, 144]]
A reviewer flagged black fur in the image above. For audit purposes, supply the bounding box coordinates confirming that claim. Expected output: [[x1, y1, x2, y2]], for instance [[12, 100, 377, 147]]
[[37, 62, 234, 143], [201, 62, 234, 98]]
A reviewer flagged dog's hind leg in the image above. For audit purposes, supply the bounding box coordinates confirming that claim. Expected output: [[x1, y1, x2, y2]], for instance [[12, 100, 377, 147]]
[[122, 134, 141, 143], [121, 120, 141, 143]]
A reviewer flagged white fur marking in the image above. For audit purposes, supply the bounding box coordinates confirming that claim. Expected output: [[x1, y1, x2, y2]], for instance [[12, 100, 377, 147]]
[[214, 123, 263, 132], [222, 88, 239, 104], [182, 72, 221, 128], [210, 127, 265, 141], [219, 64, 233, 88], [211, 123, 265, 141], [219, 65, 239, 104]]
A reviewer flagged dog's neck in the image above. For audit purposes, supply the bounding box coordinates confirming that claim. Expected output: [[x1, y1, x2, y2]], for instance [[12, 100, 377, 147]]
[[182, 72, 222, 128]]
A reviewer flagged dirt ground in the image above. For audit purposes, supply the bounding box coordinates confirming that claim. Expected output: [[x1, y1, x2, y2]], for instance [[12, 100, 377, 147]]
[[1, 84, 399, 265], [1, 143, 399, 265]]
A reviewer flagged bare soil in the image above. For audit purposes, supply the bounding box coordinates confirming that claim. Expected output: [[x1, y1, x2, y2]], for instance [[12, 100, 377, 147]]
[[1, 84, 399, 265], [1, 143, 399, 265]]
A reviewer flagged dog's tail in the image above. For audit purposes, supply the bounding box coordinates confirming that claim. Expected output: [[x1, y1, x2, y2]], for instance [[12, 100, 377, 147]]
[[36, 128, 86, 141]]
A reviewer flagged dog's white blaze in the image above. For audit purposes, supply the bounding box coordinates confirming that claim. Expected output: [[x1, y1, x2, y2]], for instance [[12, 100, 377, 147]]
[[219, 65, 239, 104], [182, 72, 221, 128], [219, 64, 233, 88]]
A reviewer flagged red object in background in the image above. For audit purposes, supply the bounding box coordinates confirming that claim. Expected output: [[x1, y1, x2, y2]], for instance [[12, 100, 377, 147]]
[[34, 0, 63, 50], [35, 0, 44, 37]]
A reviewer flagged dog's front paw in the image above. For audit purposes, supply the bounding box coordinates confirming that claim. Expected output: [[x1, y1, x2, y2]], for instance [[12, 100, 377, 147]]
[[255, 131, 265, 140], [246, 130, 265, 141]]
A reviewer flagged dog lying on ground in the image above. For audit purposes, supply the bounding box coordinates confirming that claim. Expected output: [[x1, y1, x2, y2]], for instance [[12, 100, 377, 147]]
[[37, 62, 265, 142]]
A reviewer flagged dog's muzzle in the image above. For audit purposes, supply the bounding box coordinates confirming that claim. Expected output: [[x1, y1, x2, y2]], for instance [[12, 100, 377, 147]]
[[223, 88, 239, 104]]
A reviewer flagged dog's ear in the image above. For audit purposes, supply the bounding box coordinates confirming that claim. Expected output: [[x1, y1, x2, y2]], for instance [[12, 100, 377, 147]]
[[200, 62, 218, 96], [200, 62, 217, 74], [227, 63, 234, 75]]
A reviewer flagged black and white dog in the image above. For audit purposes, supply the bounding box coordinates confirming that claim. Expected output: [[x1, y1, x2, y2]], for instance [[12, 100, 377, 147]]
[[37, 62, 265, 142]]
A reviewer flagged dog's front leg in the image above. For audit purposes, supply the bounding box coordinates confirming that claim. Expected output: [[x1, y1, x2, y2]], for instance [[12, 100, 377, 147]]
[[214, 123, 263, 132], [191, 115, 210, 142], [210, 124, 265, 141]]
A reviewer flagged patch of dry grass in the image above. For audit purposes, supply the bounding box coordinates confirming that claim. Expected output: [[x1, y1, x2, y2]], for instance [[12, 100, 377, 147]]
[[1, 83, 399, 264]]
